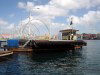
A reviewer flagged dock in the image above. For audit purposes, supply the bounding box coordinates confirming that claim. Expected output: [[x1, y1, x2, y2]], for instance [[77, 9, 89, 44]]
[[0, 51, 13, 57], [9, 48, 32, 52]]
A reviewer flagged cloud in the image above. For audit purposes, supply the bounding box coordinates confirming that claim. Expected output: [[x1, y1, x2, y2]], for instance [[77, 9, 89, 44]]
[[17, 15, 52, 36], [0, 18, 16, 34], [71, 11, 100, 25], [9, 14, 15, 18], [34, 5, 67, 17], [1, 0, 99, 35], [18, 1, 68, 18], [70, 11, 100, 33], [16, 11, 100, 36], [50, 0, 100, 9], [18, 0, 100, 18], [18, 2, 25, 9], [17, 0, 100, 34], [18, 2, 35, 12], [0, 18, 8, 26], [7, 23, 15, 29]]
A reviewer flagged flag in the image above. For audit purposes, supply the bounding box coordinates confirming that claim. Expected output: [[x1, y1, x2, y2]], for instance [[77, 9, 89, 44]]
[[70, 17, 73, 25], [70, 20, 73, 25]]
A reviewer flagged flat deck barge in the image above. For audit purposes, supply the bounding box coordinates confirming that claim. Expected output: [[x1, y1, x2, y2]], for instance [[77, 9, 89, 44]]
[[31, 40, 87, 52]]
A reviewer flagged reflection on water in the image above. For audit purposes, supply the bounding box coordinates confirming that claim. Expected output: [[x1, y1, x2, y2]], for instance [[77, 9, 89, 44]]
[[0, 40, 100, 75]]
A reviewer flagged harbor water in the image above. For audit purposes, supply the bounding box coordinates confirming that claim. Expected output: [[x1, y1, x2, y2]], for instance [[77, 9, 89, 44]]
[[0, 40, 100, 75]]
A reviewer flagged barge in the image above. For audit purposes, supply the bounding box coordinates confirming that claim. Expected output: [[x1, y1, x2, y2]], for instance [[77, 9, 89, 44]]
[[30, 29, 87, 52], [31, 40, 86, 52], [19, 18, 87, 52]]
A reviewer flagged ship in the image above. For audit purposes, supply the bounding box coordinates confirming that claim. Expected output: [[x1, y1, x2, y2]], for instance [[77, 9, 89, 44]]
[[19, 17, 87, 52], [30, 29, 87, 52]]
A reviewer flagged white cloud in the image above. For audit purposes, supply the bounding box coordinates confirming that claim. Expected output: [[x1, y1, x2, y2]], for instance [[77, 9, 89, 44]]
[[18, 0, 100, 19], [50, 0, 80, 9], [70, 11, 100, 33], [18, 2, 35, 12], [71, 11, 100, 25], [17, 0, 100, 34], [0, 18, 8, 26], [18, 2, 25, 9], [18, 1, 68, 18], [7, 23, 15, 29], [2, 0, 100, 35], [35, 5, 67, 17], [0, 18, 16, 34], [50, 0, 100, 9], [9, 14, 15, 18], [16, 10, 100, 36]]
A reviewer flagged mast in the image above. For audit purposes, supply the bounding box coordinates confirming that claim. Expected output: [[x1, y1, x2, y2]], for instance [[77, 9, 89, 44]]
[[69, 17, 74, 40], [28, 12, 31, 39]]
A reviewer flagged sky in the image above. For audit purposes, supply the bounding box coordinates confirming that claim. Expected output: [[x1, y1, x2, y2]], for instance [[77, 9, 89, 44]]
[[0, 0, 100, 35]]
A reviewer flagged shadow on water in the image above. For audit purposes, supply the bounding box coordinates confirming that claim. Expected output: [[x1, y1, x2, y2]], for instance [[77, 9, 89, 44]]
[[0, 48, 86, 75], [30, 49, 84, 62], [26, 49, 86, 75], [0, 55, 13, 62]]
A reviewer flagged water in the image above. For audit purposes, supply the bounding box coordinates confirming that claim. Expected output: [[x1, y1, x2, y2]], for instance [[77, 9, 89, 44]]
[[0, 40, 100, 75]]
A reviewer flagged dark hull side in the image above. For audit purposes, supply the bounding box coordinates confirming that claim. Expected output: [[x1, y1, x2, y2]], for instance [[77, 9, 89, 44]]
[[31, 40, 87, 52]]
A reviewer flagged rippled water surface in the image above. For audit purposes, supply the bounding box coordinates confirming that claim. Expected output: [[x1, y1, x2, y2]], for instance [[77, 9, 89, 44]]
[[0, 40, 100, 75]]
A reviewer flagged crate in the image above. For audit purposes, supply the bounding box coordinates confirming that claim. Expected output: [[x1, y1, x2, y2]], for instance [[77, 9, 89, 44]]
[[7, 39, 19, 48]]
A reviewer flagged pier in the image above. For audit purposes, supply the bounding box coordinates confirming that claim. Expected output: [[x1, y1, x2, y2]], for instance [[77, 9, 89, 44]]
[[0, 51, 13, 57], [10, 48, 32, 52]]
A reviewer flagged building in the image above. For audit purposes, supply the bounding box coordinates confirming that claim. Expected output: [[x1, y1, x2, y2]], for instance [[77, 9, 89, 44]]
[[60, 29, 79, 40], [82, 33, 97, 40], [96, 33, 100, 40], [0, 34, 13, 39]]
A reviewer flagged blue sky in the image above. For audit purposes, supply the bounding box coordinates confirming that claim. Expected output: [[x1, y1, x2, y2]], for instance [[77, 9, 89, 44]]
[[0, 0, 100, 35], [0, 0, 27, 24]]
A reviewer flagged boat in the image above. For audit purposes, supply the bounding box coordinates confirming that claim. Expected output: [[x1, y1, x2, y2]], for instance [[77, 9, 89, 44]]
[[30, 29, 87, 52], [31, 40, 86, 52], [19, 17, 87, 52]]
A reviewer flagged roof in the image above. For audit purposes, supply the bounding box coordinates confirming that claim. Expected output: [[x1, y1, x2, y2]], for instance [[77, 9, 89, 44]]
[[60, 29, 79, 32]]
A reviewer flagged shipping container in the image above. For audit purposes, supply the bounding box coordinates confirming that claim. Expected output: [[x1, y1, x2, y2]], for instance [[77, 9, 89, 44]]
[[7, 39, 19, 48]]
